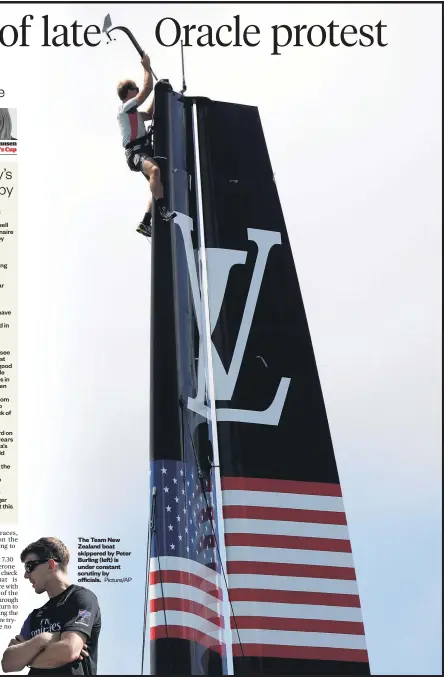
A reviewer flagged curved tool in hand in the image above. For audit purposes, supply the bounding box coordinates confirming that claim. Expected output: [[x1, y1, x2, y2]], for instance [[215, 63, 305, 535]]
[[102, 14, 158, 80]]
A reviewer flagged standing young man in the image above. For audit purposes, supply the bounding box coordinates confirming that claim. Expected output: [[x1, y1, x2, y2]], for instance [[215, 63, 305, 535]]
[[117, 53, 176, 238], [1, 537, 101, 674]]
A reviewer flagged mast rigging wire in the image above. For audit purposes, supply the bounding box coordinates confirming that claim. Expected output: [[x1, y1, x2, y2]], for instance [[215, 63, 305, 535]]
[[179, 395, 245, 660]]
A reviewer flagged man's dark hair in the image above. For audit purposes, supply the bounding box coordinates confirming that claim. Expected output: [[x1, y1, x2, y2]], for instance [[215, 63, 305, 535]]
[[117, 80, 137, 101], [20, 537, 70, 572]]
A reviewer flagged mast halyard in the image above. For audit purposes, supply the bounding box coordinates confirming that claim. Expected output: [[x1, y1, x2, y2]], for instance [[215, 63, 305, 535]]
[[191, 101, 234, 675]]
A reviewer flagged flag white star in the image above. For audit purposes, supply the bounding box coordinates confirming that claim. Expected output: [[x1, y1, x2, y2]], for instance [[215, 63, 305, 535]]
[[166, 505, 172, 512], [170, 543, 175, 550], [176, 516, 181, 522], [168, 525, 173, 531], [164, 486, 169, 493], [178, 535, 183, 541], [174, 497, 179, 503], [180, 469, 184, 476], [173, 477, 178, 484], [161, 467, 167, 474]]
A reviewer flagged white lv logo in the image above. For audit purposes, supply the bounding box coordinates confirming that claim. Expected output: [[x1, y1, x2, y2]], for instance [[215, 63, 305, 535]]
[[175, 212, 291, 425]]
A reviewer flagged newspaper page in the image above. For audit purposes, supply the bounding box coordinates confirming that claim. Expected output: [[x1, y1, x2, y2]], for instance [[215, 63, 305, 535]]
[[0, 3, 441, 676]]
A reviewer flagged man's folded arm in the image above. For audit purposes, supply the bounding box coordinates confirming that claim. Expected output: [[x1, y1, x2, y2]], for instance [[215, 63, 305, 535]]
[[28, 631, 86, 669], [1, 634, 51, 673]]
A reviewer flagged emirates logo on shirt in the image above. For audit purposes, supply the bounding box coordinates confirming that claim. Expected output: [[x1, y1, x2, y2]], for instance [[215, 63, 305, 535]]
[[31, 618, 62, 636]]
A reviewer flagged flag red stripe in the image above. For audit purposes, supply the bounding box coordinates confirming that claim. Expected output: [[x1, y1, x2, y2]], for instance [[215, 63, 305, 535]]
[[222, 477, 342, 496], [149, 570, 222, 599], [223, 504, 347, 525], [150, 597, 223, 627], [151, 625, 223, 654], [232, 643, 368, 663], [231, 616, 365, 634], [230, 588, 361, 607], [225, 533, 352, 552], [227, 560, 357, 580]]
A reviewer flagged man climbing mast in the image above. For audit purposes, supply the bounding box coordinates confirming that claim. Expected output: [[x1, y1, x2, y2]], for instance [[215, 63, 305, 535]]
[[117, 53, 176, 237]]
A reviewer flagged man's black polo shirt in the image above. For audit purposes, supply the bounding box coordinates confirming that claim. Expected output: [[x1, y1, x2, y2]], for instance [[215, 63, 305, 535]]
[[21, 584, 101, 674]]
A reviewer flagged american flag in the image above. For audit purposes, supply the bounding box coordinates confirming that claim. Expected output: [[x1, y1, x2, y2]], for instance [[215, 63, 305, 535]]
[[222, 476, 368, 664], [149, 459, 226, 654], [149, 465, 368, 665]]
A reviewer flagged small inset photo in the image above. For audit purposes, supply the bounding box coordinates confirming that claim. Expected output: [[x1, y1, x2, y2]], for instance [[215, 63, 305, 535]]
[[0, 108, 17, 155], [0, 108, 16, 140]]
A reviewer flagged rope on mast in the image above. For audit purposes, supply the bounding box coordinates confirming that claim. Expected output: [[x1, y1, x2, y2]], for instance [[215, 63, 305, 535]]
[[179, 396, 245, 660], [140, 486, 172, 675], [155, 502, 172, 674], [141, 487, 157, 675]]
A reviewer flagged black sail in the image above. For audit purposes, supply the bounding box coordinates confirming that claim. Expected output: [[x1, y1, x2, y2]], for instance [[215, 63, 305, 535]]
[[149, 81, 370, 675]]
